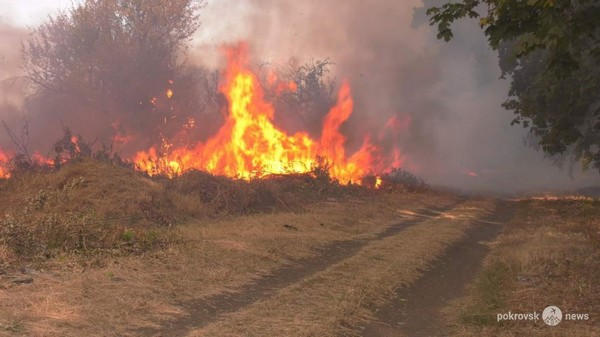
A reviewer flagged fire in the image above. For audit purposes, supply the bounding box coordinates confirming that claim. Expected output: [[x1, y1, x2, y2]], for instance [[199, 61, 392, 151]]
[[0, 149, 10, 179], [0, 44, 405, 185], [71, 136, 81, 153], [134, 44, 385, 184], [375, 176, 383, 189], [0, 148, 56, 178], [32, 152, 55, 166], [275, 80, 298, 94]]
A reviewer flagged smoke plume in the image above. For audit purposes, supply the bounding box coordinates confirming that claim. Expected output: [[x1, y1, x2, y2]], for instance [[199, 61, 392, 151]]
[[0, 1, 597, 192], [190, 0, 598, 193]]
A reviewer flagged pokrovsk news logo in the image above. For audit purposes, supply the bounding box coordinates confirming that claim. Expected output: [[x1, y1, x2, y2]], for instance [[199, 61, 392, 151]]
[[496, 305, 590, 326], [542, 305, 562, 326]]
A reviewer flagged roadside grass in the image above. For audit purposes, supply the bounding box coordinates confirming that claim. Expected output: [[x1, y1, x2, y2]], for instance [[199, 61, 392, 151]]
[[444, 198, 600, 337]]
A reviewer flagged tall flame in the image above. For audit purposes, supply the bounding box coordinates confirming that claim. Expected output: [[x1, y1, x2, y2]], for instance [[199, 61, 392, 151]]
[[134, 44, 387, 184]]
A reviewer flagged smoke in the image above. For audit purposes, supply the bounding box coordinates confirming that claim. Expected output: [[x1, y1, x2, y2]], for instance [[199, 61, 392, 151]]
[[189, 0, 598, 193], [0, 1, 597, 192], [0, 22, 29, 148], [0, 3, 218, 159]]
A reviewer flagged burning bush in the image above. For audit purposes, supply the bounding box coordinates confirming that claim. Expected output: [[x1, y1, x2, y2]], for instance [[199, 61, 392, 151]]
[[132, 44, 387, 184], [13, 0, 406, 185]]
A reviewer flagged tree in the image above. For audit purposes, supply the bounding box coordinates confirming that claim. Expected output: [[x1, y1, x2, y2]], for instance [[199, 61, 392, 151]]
[[262, 59, 336, 136], [23, 0, 207, 150], [426, 0, 600, 171]]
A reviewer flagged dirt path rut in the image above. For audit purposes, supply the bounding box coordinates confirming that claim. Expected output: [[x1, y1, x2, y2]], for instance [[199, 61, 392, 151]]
[[362, 201, 514, 337], [137, 201, 465, 337]]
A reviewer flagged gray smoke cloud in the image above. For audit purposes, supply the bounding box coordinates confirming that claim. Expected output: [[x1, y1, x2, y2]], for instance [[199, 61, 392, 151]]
[[190, 0, 598, 193], [0, 22, 30, 148]]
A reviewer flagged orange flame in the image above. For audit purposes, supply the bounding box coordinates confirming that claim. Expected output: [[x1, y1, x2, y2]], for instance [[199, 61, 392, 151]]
[[71, 136, 81, 154], [0, 44, 404, 185], [0, 149, 10, 179], [32, 152, 55, 166], [275, 80, 298, 94], [133, 44, 391, 185], [0, 149, 56, 178], [375, 176, 383, 189]]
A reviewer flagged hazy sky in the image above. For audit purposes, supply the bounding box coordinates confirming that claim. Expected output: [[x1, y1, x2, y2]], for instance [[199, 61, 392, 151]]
[[0, 1, 76, 26], [0, 1, 597, 193]]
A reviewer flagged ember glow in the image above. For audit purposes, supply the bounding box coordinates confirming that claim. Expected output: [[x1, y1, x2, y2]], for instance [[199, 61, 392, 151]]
[[134, 44, 396, 184], [375, 176, 383, 189], [0, 149, 10, 179], [467, 171, 478, 177], [32, 152, 54, 166]]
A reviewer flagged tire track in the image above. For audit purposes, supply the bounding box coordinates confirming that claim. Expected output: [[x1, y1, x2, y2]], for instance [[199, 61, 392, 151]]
[[362, 200, 515, 337], [136, 200, 465, 337]]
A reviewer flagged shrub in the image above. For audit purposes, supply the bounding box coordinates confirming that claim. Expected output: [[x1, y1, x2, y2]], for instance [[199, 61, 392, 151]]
[[382, 168, 428, 192]]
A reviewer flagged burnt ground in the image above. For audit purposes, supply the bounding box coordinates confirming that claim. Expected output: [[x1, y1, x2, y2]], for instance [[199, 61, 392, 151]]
[[362, 201, 515, 337], [135, 201, 465, 337]]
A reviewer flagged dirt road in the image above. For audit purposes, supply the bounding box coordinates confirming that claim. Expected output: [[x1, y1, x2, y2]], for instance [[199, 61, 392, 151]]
[[1, 196, 512, 337], [180, 199, 500, 337], [362, 201, 513, 337], [139, 202, 465, 336]]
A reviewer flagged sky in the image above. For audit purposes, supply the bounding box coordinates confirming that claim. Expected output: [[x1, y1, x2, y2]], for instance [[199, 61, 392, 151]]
[[0, 1, 76, 26], [0, 0, 597, 193]]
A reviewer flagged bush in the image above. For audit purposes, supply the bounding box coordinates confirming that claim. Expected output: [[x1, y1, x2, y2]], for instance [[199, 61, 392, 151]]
[[382, 168, 427, 192], [166, 166, 347, 216]]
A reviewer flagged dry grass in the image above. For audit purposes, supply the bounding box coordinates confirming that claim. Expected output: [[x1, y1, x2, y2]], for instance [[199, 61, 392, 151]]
[[166, 169, 361, 216], [0, 159, 175, 264], [0, 158, 396, 266], [0, 186, 454, 336], [188, 199, 495, 337], [0, 158, 163, 220], [443, 199, 600, 337]]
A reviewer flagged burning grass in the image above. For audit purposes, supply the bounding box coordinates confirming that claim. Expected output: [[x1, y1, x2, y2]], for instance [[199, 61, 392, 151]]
[[132, 44, 402, 183]]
